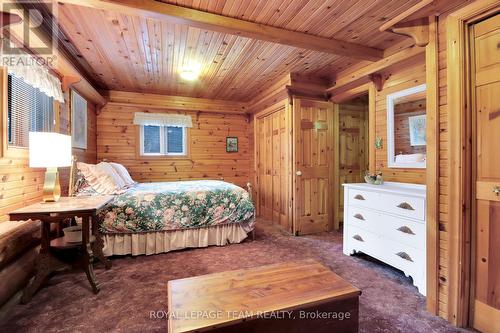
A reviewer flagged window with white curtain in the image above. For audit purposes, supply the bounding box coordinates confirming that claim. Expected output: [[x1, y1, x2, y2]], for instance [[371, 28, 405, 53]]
[[7, 74, 55, 148], [140, 125, 187, 156]]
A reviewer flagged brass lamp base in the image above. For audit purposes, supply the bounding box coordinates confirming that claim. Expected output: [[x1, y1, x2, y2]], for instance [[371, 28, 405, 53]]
[[43, 167, 61, 202]]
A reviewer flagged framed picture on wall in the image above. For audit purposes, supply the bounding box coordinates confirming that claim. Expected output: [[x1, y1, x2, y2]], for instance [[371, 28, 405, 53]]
[[71, 89, 88, 149], [408, 114, 426, 146], [226, 137, 238, 152]]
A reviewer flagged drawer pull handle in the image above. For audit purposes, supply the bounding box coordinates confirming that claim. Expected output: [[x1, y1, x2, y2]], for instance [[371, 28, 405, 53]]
[[396, 252, 414, 262], [397, 226, 415, 235], [353, 213, 365, 220], [352, 235, 364, 242], [397, 202, 415, 210], [354, 194, 365, 200]]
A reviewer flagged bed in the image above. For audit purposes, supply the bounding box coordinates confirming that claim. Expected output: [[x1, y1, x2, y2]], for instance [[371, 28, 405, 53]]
[[69, 158, 256, 256]]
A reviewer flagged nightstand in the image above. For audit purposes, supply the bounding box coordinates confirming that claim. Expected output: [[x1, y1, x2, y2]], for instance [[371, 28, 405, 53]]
[[9, 196, 114, 303]]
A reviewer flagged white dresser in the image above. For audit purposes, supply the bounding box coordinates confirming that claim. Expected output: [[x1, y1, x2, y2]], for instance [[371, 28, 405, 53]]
[[343, 182, 426, 295]]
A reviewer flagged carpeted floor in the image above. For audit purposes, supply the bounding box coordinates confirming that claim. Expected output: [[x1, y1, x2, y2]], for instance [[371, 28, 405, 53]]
[[0, 219, 471, 333]]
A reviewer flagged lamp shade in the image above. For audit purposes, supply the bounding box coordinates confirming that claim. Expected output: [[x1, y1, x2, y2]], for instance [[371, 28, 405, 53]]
[[29, 132, 72, 168]]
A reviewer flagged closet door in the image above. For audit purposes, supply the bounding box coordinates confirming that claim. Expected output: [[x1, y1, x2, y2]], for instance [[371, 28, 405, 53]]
[[472, 14, 500, 333], [255, 104, 292, 232], [292, 98, 334, 235]]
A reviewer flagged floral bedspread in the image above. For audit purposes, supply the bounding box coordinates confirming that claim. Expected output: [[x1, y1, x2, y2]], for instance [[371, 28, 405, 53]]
[[99, 180, 255, 233]]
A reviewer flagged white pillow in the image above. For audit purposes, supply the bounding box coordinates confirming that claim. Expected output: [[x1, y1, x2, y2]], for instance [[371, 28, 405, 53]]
[[109, 162, 135, 186], [77, 162, 126, 194]]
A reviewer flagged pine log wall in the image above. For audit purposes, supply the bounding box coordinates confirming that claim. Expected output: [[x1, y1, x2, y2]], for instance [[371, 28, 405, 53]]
[[96, 95, 252, 189], [0, 79, 97, 222], [0, 67, 97, 307]]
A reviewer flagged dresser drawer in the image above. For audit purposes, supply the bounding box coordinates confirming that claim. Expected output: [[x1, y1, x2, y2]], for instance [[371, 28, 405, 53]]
[[346, 188, 379, 209], [346, 206, 426, 251], [345, 206, 381, 234], [379, 193, 425, 221], [379, 214, 425, 251], [346, 225, 384, 255], [381, 238, 426, 289]]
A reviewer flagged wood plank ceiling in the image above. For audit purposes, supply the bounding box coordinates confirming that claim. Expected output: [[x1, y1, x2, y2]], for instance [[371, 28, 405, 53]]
[[56, 0, 421, 101]]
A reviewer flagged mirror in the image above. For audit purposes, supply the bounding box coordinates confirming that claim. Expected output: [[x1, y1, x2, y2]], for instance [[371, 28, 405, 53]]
[[387, 84, 426, 168]]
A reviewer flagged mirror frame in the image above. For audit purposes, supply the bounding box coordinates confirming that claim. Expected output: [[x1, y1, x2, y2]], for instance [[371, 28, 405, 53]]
[[386, 83, 427, 169]]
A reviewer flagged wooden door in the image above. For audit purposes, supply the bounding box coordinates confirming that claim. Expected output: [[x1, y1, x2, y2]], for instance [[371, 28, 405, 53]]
[[472, 14, 500, 333], [292, 98, 334, 235], [255, 105, 292, 232], [334, 102, 368, 229]]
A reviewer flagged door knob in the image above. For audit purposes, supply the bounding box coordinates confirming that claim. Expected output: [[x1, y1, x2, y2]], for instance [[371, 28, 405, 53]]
[[296, 171, 302, 176], [493, 185, 500, 196]]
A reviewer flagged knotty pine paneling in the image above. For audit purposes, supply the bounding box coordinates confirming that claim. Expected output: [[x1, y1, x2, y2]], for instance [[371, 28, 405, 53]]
[[56, 0, 420, 101], [0, 86, 97, 222], [96, 104, 252, 189], [374, 58, 427, 184]]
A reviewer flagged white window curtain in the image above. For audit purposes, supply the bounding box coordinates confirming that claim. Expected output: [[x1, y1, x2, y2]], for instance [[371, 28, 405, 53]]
[[3, 54, 64, 102], [133, 112, 193, 128]]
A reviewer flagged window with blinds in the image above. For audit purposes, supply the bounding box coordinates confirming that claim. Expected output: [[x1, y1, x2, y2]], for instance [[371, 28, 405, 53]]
[[140, 125, 186, 156], [7, 74, 54, 148]]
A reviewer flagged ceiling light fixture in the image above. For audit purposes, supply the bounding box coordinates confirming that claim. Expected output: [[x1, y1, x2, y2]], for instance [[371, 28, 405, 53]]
[[180, 63, 201, 81]]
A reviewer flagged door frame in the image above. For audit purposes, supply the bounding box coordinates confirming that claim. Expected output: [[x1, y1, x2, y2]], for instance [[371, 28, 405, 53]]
[[330, 83, 376, 230], [446, 0, 499, 327]]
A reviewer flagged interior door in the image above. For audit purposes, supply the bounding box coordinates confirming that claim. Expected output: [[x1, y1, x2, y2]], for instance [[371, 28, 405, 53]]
[[335, 102, 368, 229], [292, 98, 334, 235], [472, 13, 500, 333]]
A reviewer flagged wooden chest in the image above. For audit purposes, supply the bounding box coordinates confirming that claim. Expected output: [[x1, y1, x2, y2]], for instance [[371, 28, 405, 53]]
[[168, 260, 361, 333]]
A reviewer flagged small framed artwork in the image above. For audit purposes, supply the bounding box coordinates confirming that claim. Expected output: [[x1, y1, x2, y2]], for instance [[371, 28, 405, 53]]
[[226, 137, 238, 152], [408, 114, 426, 146], [71, 89, 88, 149]]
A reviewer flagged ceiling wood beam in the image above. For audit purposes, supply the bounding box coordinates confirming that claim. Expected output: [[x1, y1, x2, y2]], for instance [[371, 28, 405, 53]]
[[105, 90, 248, 114], [18, 1, 105, 91], [57, 0, 383, 61], [379, 0, 434, 32], [327, 45, 425, 94]]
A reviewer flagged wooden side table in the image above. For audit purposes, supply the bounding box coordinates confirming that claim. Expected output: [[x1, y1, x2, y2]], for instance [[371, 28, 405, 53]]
[[9, 196, 114, 303]]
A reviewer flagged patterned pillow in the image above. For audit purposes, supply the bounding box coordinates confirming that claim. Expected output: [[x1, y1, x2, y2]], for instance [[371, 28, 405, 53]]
[[77, 162, 127, 195], [73, 170, 99, 197]]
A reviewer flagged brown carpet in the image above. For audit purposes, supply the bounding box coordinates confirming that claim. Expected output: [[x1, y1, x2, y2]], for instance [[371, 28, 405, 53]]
[[0, 219, 470, 333]]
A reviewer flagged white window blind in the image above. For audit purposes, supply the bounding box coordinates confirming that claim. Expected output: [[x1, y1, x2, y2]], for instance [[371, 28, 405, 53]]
[[7, 74, 54, 148], [140, 125, 187, 156]]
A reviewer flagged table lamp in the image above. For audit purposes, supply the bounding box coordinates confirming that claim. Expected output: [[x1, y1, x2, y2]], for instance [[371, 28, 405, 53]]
[[29, 132, 72, 202]]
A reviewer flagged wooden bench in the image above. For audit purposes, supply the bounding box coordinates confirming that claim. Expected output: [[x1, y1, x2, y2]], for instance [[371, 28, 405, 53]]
[[168, 259, 361, 333]]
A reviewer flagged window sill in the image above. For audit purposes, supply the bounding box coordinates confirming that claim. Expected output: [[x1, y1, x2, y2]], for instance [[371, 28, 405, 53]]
[[137, 154, 191, 160], [1, 145, 29, 159]]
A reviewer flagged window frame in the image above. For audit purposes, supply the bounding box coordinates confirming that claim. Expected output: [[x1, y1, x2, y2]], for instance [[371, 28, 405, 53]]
[[1, 68, 59, 158], [138, 124, 190, 158]]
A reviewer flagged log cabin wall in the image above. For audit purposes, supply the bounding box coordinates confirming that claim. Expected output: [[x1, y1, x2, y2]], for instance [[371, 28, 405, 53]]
[[0, 72, 97, 222], [96, 97, 252, 189], [0, 66, 98, 308], [434, 2, 479, 322], [374, 58, 427, 184]]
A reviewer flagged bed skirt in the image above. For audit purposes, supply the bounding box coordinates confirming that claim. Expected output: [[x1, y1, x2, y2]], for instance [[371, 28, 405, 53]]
[[102, 221, 254, 256]]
